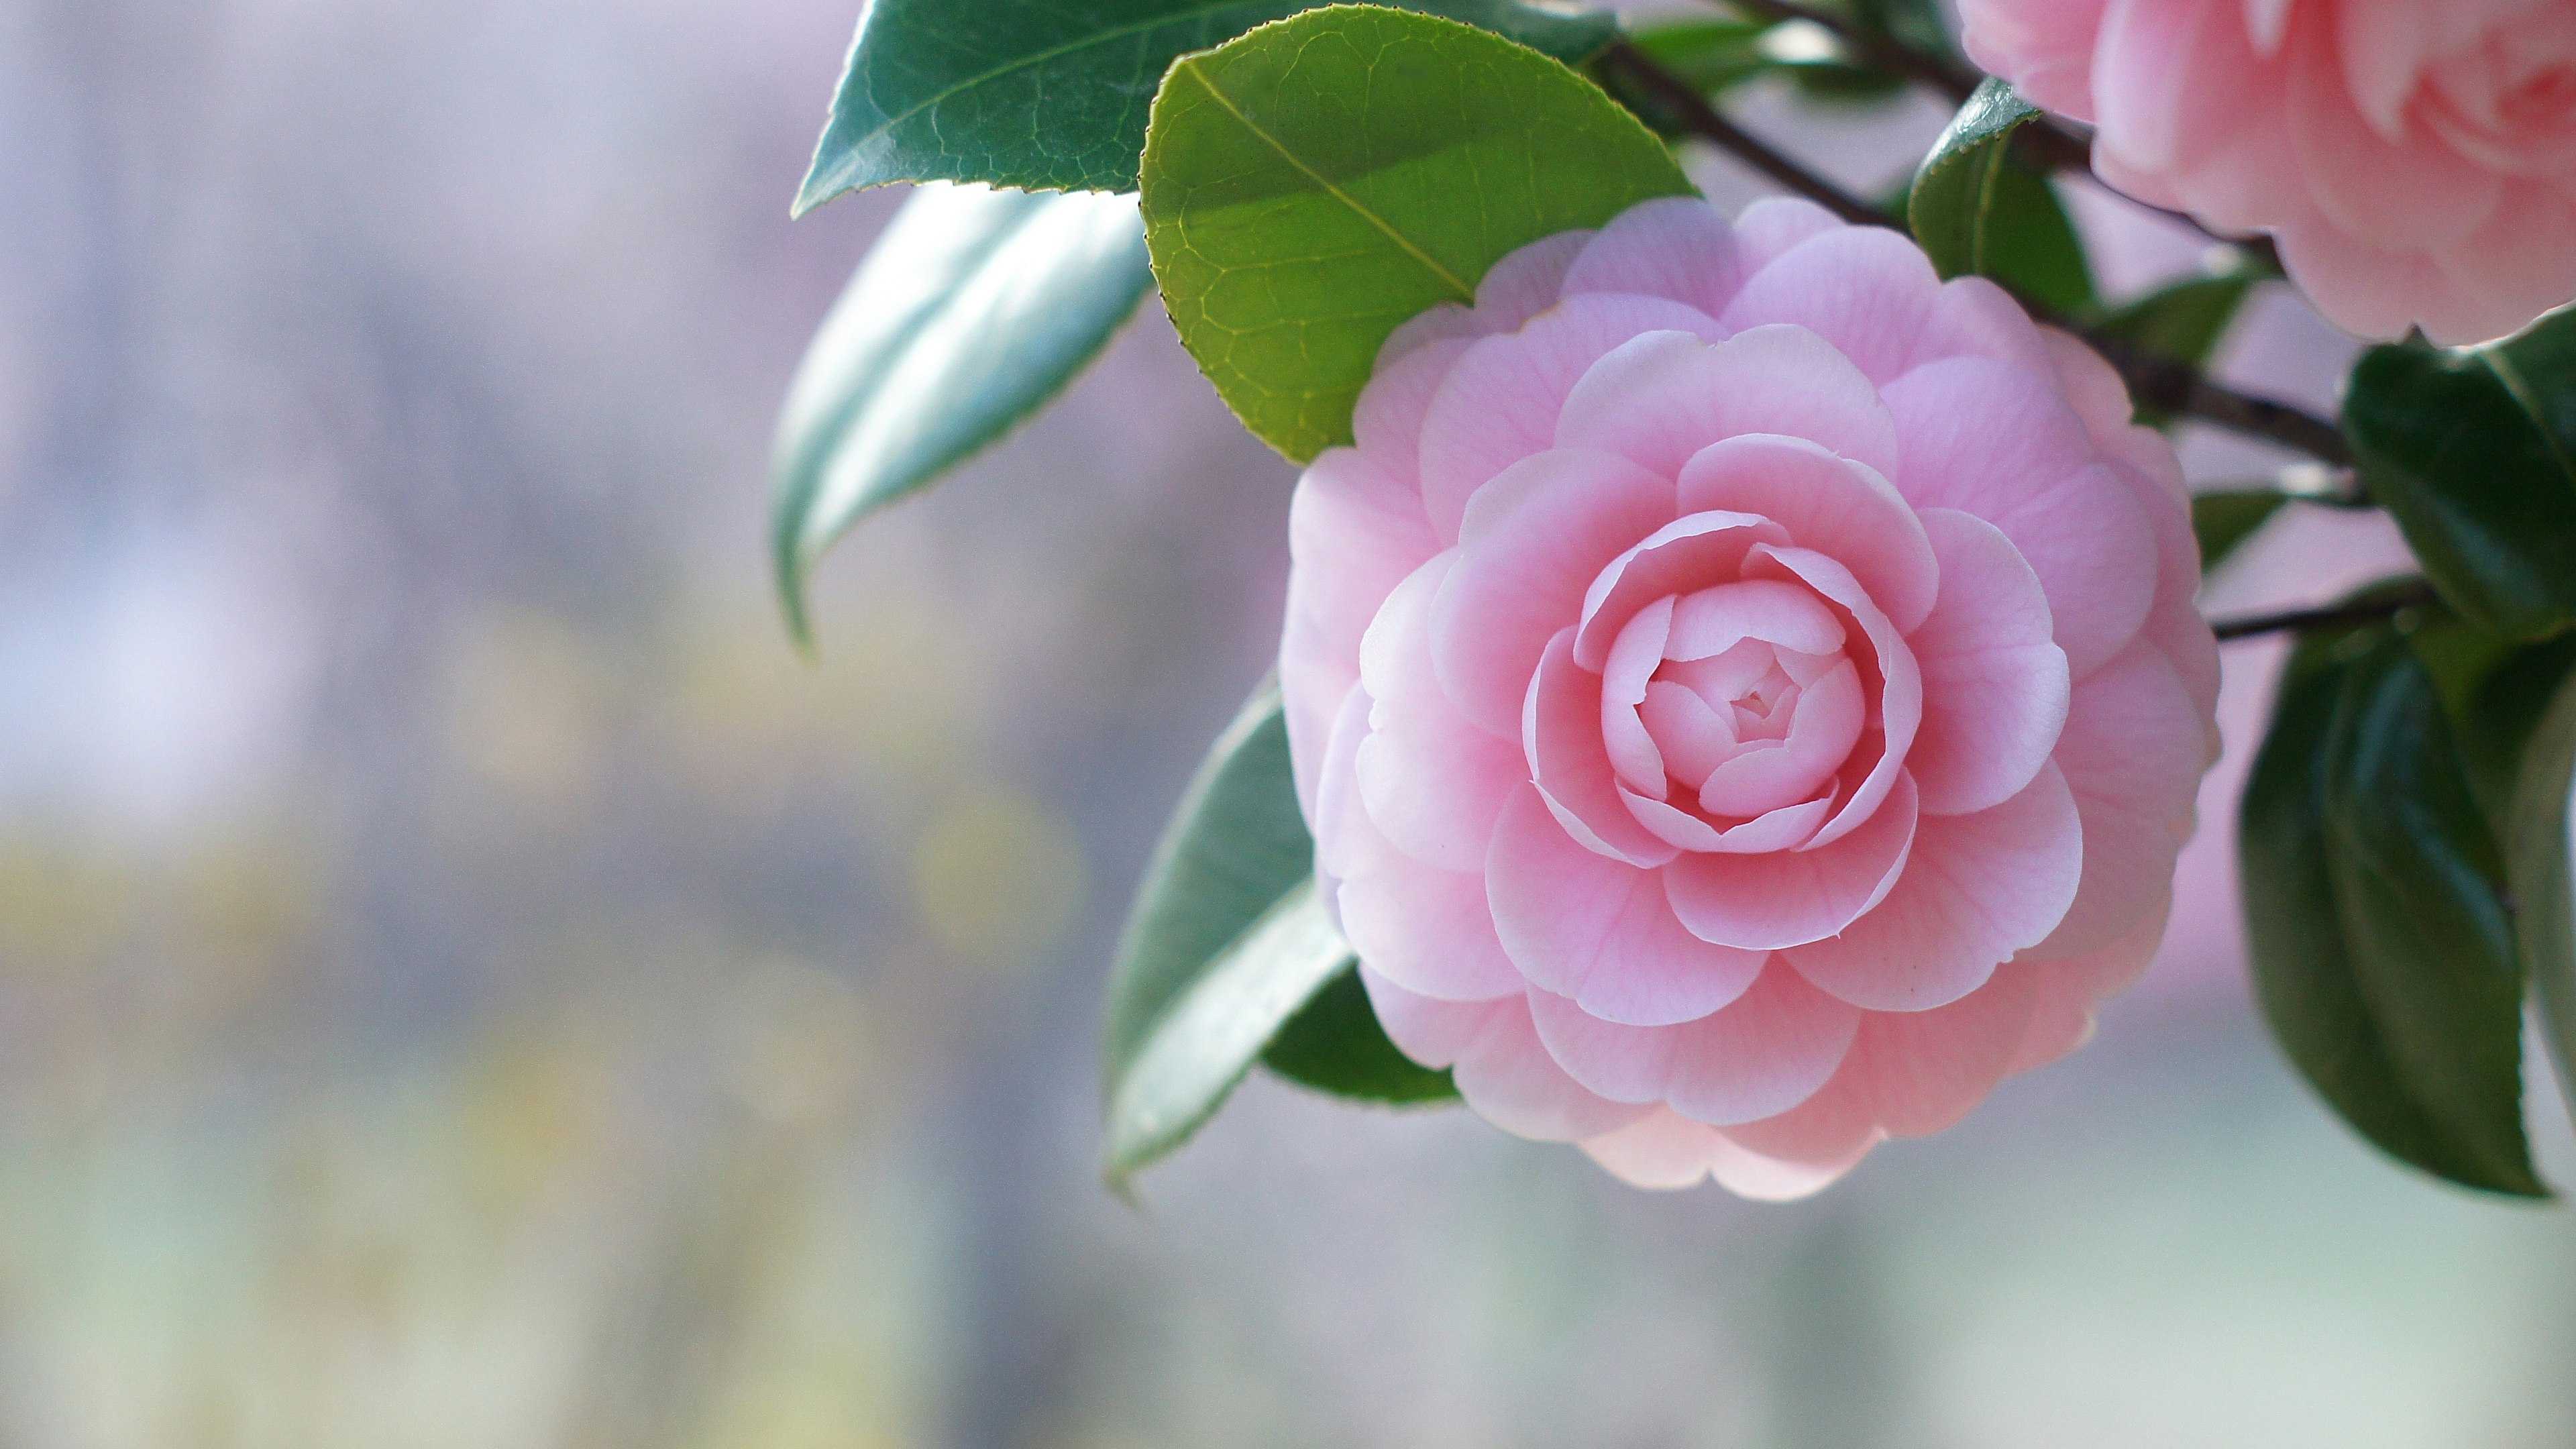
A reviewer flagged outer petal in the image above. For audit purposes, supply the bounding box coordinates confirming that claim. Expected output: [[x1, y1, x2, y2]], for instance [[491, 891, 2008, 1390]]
[[1487, 786, 1768, 1026], [2008, 890, 2170, 1073], [1354, 555, 1527, 869], [1883, 360, 2157, 677], [1675, 434, 1940, 634], [1900, 275, 2058, 377], [2031, 641, 2206, 957], [1527, 961, 1862, 1125], [1904, 509, 2071, 817], [1784, 761, 2083, 1011], [1842, 961, 2041, 1136], [1417, 294, 1725, 540], [1560, 197, 1748, 317], [1717, 227, 1945, 384], [1433, 449, 1678, 737], [1364, 970, 1648, 1140], [1731, 197, 1846, 271], [1555, 325, 1904, 482], [1580, 1107, 1877, 1199], [1281, 449, 1441, 816], [2286, 5, 2500, 253], [1664, 770, 1921, 950]]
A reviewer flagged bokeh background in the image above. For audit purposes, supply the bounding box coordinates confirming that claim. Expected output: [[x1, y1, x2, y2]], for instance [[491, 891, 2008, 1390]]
[[4, 2, 2573, 1446]]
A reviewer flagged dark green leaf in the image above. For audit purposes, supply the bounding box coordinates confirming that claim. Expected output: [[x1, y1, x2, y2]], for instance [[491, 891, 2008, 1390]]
[[1839, 0, 1956, 59], [2506, 665, 2576, 1131], [1261, 963, 1459, 1103], [2192, 490, 2288, 577], [1140, 3, 1695, 462], [2343, 307, 2576, 639], [1625, 17, 1771, 97], [795, 0, 1622, 206], [771, 186, 1151, 641], [2241, 612, 2548, 1197], [1105, 879, 1357, 1185], [1908, 79, 2092, 313], [1102, 682, 1314, 1075]]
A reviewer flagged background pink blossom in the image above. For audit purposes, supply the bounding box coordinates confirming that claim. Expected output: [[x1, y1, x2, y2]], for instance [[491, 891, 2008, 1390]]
[[1961, 0, 2576, 343], [1281, 199, 2219, 1197]]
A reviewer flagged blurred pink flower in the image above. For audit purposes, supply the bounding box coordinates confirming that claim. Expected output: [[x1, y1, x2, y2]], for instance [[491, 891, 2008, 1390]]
[[1960, 0, 2576, 343], [1279, 199, 2219, 1198]]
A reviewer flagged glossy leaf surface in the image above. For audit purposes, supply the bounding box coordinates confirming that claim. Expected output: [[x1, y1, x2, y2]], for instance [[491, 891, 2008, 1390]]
[[1908, 78, 2090, 313], [796, 0, 1621, 206], [1261, 963, 1458, 1103], [1140, 4, 1694, 461], [771, 185, 1151, 639]]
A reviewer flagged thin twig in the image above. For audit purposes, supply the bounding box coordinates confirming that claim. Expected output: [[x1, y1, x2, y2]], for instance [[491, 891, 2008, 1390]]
[[1595, 40, 2352, 464], [2210, 581, 2439, 642]]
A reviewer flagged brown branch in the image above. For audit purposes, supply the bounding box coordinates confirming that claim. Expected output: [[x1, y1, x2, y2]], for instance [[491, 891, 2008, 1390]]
[[2210, 581, 2438, 642], [1595, 40, 2351, 464]]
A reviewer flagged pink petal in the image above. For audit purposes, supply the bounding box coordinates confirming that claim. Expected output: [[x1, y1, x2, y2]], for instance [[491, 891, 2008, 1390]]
[[1330, 716, 1530, 1003], [1883, 360, 2157, 676], [1957, 0, 2110, 120], [1281, 449, 1442, 816], [1696, 661, 1865, 820], [1417, 295, 1725, 541], [1731, 197, 1847, 271], [1581, 1106, 1878, 1199], [1712, 1056, 1882, 1173], [1622, 786, 1838, 855], [1717, 227, 1944, 384], [1364, 969, 1649, 1141], [2091, 0, 2234, 172], [1665, 576, 1851, 659], [1526, 626, 1685, 867], [2008, 891, 2169, 1073], [2031, 641, 2206, 956], [1741, 544, 1925, 843], [1603, 599, 1678, 797], [1900, 276, 2058, 378], [1354, 555, 1527, 870], [1559, 197, 1748, 317], [2288, 5, 2501, 252], [1473, 228, 1597, 329], [1554, 325, 1904, 483], [1353, 336, 1476, 479], [1486, 786, 1768, 1026], [1845, 961, 2041, 1136], [1676, 435, 1939, 633], [1527, 961, 1862, 1125], [1572, 512, 1791, 672], [1637, 678, 1729, 788], [1664, 770, 1921, 950], [1432, 449, 1678, 737], [1784, 761, 2083, 1010], [1905, 508, 2072, 817]]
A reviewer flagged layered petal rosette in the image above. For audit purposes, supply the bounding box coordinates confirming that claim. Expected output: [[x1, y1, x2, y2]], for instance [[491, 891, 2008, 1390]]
[[1960, 0, 2576, 343], [1281, 198, 2220, 1199]]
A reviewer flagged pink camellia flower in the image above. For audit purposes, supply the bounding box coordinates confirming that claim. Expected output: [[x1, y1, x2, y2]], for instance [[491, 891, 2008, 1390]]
[[1279, 197, 2220, 1198], [1959, 0, 2576, 343]]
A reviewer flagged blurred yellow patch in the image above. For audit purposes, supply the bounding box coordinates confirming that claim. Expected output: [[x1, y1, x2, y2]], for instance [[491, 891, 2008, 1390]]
[[446, 609, 610, 813], [910, 785, 1085, 970]]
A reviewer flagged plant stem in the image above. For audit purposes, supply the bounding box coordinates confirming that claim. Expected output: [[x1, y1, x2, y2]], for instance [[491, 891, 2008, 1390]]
[[2209, 581, 2440, 642], [1595, 40, 2352, 464]]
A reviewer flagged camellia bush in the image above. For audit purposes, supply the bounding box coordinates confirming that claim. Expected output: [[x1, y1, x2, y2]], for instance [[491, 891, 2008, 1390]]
[[771, 0, 2576, 1201]]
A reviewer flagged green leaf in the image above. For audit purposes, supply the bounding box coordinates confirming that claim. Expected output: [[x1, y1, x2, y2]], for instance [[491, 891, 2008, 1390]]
[[2090, 271, 2257, 372], [1624, 17, 1771, 97], [2191, 490, 2289, 577], [794, 0, 1622, 207], [771, 185, 1151, 641], [2241, 611, 2548, 1197], [1261, 963, 1459, 1103], [2506, 665, 2576, 1133], [1139, 3, 1695, 462], [1102, 681, 1315, 1075], [2343, 307, 2576, 640], [1105, 879, 1358, 1185], [1907, 79, 2092, 313]]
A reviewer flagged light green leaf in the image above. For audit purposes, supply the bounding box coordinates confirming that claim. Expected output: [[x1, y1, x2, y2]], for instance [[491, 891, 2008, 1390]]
[[1908, 78, 2092, 313], [794, 0, 1621, 207], [2343, 307, 2576, 640], [1261, 963, 1458, 1103], [2241, 606, 2548, 1197], [1140, 3, 1695, 462], [771, 184, 1151, 641], [2507, 665, 2576, 1130], [1105, 879, 1355, 1185]]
